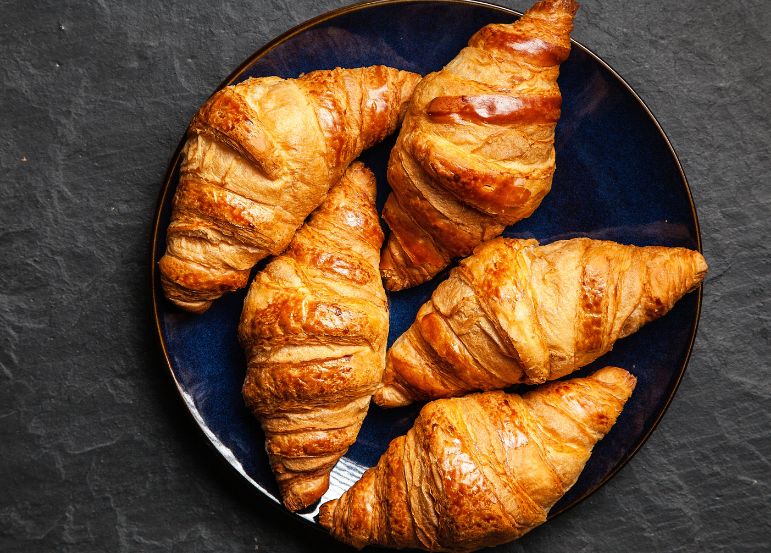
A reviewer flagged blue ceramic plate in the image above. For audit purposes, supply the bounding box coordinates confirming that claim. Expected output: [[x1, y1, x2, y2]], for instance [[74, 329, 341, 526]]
[[151, 0, 702, 530]]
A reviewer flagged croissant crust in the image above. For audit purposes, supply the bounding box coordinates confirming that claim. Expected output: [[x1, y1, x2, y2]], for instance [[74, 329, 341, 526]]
[[320, 366, 636, 552], [376, 237, 706, 407], [159, 66, 420, 312], [239, 162, 389, 511], [380, 0, 579, 290]]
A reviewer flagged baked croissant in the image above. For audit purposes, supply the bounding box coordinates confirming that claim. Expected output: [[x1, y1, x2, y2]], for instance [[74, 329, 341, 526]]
[[376, 237, 706, 407], [320, 366, 636, 552], [238, 162, 389, 511], [380, 0, 578, 290], [159, 66, 420, 312]]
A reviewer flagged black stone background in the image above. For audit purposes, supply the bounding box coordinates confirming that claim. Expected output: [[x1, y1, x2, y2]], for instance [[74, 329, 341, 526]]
[[1, 0, 769, 551]]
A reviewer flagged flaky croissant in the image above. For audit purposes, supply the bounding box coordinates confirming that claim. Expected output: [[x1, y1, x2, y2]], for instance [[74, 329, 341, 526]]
[[320, 366, 636, 552], [238, 162, 389, 511], [376, 237, 706, 407], [159, 66, 420, 312], [380, 0, 578, 290]]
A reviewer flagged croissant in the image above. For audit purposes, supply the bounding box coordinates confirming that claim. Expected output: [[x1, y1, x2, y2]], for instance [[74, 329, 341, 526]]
[[238, 162, 389, 511], [159, 66, 420, 312], [376, 237, 706, 407], [380, 0, 578, 290], [320, 366, 636, 551]]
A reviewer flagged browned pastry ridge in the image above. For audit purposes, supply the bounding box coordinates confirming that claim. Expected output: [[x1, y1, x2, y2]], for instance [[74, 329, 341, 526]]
[[159, 66, 420, 312], [376, 237, 707, 408], [380, 0, 579, 290], [320, 366, 636, 552], [238, 162, 389, 511]]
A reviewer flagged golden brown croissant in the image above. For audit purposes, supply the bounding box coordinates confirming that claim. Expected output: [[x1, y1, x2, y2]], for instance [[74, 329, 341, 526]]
[[159, 66, 420, 312], [238, 162, 389, 511], [376, 237, 706, 407], [380, 0, 578, 290], [320, 366, 636, 551]]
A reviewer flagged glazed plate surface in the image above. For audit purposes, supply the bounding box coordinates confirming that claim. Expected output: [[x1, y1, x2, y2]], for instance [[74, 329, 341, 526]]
[[151, 0, 702, 527]]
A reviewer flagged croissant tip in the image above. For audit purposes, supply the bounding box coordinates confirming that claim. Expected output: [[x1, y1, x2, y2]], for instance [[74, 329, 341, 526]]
[[379, 260, 427, 291], [562, 0, 580, 14], [278, 473, 331, 512], [159, 254, 248, 312], [372, 388, 388, 407], [590, 366, 637, 394], [343, 161, 377, 201], [382, 273, 408, 292], [534, 0, 580, 15], [380, 250, 407, 291], [373, 384, 413, 408], [317, 500, 336, 530], [162, 289, 212, 314], [693, 251, 709, 279], [281, 492, 317, 512]]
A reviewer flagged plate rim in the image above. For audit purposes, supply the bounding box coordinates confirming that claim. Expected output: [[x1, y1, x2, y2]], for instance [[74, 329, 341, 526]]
[[149, 0, 704, 531]]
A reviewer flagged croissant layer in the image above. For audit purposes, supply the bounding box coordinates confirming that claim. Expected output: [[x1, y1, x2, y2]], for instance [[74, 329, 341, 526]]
[[160, 66, 420, 312], [320, 366, 636, 551], [239, 162, 389, 510], [376, 237, 706, 407], [381, 0, 578, 290]]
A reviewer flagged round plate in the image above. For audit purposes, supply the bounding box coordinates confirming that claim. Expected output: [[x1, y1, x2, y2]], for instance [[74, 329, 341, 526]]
[[151, 0, 702, 530]]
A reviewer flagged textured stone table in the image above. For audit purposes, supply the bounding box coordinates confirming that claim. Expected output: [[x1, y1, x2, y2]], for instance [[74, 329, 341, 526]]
[[1, 1, 769, 551]]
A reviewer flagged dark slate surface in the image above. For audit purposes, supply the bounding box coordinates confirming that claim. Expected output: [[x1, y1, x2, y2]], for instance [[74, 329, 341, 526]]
[[1, 0, 769, 551]]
